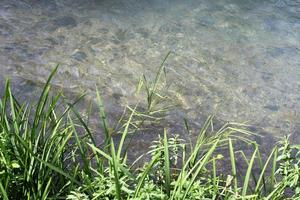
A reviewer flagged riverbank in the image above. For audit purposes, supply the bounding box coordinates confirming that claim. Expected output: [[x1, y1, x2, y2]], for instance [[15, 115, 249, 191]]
[[1, 66, 299, 199]]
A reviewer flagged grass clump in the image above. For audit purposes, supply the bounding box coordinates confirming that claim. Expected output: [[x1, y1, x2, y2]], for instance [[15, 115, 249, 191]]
[[0, 62, 299, 199]]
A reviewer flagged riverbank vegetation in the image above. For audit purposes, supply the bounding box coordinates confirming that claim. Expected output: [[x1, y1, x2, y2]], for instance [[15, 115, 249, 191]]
[[0, 64, 299, 200]]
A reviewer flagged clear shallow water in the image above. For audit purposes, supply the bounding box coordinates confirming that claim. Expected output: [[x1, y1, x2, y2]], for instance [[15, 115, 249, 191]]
[[0, 0, 300, 142]]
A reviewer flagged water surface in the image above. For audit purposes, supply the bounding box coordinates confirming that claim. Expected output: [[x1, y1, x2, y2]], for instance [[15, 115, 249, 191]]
[[0, 0, 300, 143]]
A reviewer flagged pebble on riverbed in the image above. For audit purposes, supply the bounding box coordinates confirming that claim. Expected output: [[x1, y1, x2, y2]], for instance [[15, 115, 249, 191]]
[[72, 51, 87, 62], [52, 16, 77, 29]]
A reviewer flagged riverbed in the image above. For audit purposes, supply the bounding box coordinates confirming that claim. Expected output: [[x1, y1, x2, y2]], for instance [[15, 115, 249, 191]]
[[0, 0, 300, 146]]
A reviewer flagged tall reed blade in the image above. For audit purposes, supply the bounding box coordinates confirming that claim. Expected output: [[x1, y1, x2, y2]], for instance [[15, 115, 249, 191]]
[[148, 51, 171, 110], [163, 129, 171, 197], [229, 138, 238, 193], [96, 89, 111, 152], [242, 147, 258, 196], [32, 64, 59, 137]]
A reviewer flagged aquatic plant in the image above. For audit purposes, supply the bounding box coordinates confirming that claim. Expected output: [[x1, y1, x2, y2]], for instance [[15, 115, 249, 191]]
[[0, 64, 299, 200]]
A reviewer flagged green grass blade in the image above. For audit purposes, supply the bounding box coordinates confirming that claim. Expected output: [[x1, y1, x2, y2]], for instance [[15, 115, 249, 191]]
[[242, 147, 258, 196], [148, 51, 171, 110], [14, 132, 81, 185], [41, 178, 52, 200], [212, 156, 218, 195], [117, 105, 137, 160], [229, 138, 238, 192], [134, 153, 160, 198], [70, 106, 96, 145], [88, 143, 134, 179], [181, 139, 220, 199], [163, 129, 171, 197], [87, 143, 112, 161], [0, 181, 9, 200], [59, 93, 86, 123], [69, 115, 92, 177], [32, 64, 59, 136], [256, 148, 266, 193], [110, 139, 121, 200], [254, 148, 276, 194], [190, 116, 214, 165], [269, 147, 278, 192], [96, 89, 111, 152]]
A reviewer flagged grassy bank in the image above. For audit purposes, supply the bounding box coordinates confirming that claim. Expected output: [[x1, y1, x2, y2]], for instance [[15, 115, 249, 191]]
[[0, 64, 299, 200]]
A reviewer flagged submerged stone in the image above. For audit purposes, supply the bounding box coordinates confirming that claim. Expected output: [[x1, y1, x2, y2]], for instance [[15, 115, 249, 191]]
[[52, 16, 77, 28], [72, 51, 87, 62], [264, 105, 280, 111], [136, 28, 150, 38], [115, 29, 127, 41], [91, 37, 103, 43], [112, 93, 123, 101], [261, 72, 273, 82], [98, 28, 109, 34], [197, 16, 215, 27]]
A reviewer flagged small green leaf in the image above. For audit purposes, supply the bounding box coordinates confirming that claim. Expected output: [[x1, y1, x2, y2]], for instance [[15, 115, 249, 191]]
[[11, 161, 20, 169]]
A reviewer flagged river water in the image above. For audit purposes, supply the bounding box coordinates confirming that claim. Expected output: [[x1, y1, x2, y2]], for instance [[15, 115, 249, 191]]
[[0, 0, 300, 145]]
